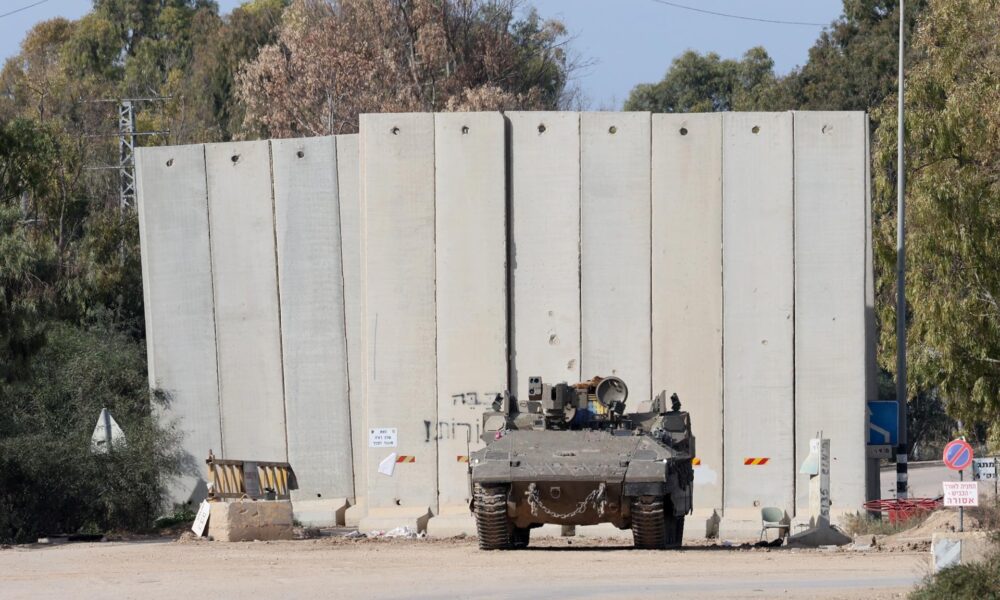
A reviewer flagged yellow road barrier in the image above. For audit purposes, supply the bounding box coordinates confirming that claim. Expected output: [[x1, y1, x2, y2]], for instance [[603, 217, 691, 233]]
[[206, 451, 298, 500]]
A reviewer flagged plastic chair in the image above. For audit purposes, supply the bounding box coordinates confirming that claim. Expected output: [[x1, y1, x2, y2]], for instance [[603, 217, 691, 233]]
[[759, 507, 789, 541]]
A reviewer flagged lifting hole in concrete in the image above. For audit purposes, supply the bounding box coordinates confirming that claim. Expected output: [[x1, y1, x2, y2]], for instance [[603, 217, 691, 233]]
[[394, 498, 401, 506], [751, 125, 760, 134], [679, 127, 688, 136], [230, 154, 240, 164], [822, 124, 832, 134], [608, 125, 617, 134], [296, 150, 304, 158], [461, 125, 469, 134], [537, 123, 546, 134], [165, 158, 173, 167], [390, 126, 400, 135]]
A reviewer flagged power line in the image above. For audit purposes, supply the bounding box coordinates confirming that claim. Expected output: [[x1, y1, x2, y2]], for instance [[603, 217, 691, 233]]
[[0, 0, 50, 20], [648, 0, 827, 27]]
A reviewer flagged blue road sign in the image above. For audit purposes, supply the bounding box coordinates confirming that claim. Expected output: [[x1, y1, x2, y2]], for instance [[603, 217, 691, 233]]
[[867, 401, 898, 446]]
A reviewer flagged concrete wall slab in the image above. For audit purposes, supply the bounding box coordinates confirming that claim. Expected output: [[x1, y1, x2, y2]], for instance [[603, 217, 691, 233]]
[[651, 113, 724, 512], [581, 112, 651, 402], [507, 111, 581, 397], [722, 112, 795, 514], [136, 144, 221, 504], [359, 113, 437, 517], [272, 135, 354, 501], [793, 112, 867, 514], [432, 113, 508, 529], [336, 134, 364, 504], [205, 140, 287, 461]]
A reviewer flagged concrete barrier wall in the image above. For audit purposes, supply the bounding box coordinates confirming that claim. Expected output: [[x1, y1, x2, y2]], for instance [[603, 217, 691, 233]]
[[793, 112, 867, 514], [651, 113, 724, 513], [136, 144, 221, 503], [205, 141, 288, 462], [722, 113, 795, 514], [139, 111, 872, 531], [580, 112, 651, 402], [271, 136, 354, 501], [430, 113, 508, 534], [336, 134, 365, 510], [358, 114, 438, 528], [508, 111, 581, 398]]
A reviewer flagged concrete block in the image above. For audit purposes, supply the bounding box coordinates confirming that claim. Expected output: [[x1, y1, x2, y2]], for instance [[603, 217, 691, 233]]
[[651, 113, 724, 512], [722, 112, 794, 514], [932, 532, 992, 571], [428, 113, 507, 537], [336, 134, 366, 519], [358, 506, 433, 534], [507, 111, 581, 398], [208, 500, 294, 542], [580, 112, 651, 402], [292, 498, 349, 527], [271, 136, 354, 501], [135, 144, 221, 505], [793, 112, 868, 516], [357, 114, 437, 529], [205, 141, 287, 462]]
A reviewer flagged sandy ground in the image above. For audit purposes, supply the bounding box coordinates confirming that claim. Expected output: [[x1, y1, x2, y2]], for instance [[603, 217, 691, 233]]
[[0, 535, 930, 600]]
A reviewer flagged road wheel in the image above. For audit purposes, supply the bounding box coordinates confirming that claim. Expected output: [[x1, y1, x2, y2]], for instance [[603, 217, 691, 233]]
[[473, 484, 513, 550], [631, 496, 667, 549]]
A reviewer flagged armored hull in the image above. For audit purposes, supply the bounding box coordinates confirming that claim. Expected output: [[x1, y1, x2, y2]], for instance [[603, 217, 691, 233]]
[[468, 376, 694, 549]]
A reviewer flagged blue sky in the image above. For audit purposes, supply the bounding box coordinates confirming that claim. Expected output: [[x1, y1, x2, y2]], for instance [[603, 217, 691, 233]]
[[1, 0, 845, 109]]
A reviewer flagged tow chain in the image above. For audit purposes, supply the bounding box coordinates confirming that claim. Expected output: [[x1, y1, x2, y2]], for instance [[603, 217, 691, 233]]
[[525, 482, 607, 519]]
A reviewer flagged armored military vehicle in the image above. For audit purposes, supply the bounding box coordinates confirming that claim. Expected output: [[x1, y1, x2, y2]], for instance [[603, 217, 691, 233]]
[[468, 376, 694, 550]]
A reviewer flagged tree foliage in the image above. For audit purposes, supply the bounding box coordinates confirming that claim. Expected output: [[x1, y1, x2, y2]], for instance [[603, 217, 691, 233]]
[[624, 47, 790, 113], [872, 0, 1000, 446], [238, 0, 572, 137], [625, 0, 927, 115], [0, 320, 183, 544]]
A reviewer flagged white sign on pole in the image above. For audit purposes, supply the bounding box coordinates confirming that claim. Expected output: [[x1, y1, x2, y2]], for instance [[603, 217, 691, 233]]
[[942, 481, 979, 507], [972, 457, 996, 481], [368, 427, 398, 448], [191, 500, 211, 537]]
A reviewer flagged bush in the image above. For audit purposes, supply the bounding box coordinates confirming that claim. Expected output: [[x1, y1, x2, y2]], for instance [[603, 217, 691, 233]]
[[0, 319, 183, 544], [910, 550, 1000, 600], [843, 510, 931, 536]]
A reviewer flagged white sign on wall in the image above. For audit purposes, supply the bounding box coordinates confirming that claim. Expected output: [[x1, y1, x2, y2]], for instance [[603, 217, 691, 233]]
[[368, 427, 397, 448], [942, 481, 979, 507]]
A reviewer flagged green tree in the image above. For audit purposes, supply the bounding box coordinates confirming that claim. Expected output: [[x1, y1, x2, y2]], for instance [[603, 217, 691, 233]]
[[872, 0, 1000, 447], [0, 119, 59, 382], [0, 320, 183, 544], [787, 0, 927, 112], [624, 47, 788, 113]]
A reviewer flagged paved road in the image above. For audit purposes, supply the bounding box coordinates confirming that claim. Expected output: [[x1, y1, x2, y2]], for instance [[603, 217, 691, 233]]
[[0, 537, 929, 600]]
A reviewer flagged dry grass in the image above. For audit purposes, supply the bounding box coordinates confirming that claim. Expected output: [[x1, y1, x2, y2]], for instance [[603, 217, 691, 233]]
[[842, 510, 932, 536]]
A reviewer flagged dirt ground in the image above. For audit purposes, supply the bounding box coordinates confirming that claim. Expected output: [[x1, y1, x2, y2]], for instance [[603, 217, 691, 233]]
[[0, 534, 930, 600]]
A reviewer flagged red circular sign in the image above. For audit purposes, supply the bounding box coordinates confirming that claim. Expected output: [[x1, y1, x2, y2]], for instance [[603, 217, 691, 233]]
[[942, 439, 974, 471]]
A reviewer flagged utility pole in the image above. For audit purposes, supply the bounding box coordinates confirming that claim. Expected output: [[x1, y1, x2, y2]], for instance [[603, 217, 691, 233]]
[[118, 100, 137, 211], [83, 96, 169, 212], [895, 0, 909, 500]]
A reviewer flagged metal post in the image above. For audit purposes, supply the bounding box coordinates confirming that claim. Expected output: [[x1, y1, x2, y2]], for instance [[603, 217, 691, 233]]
[[102, 407, 112, 452], [118, 100, 137, 211], [958, 469, 964, 532], [895, 0, 909, 500]]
